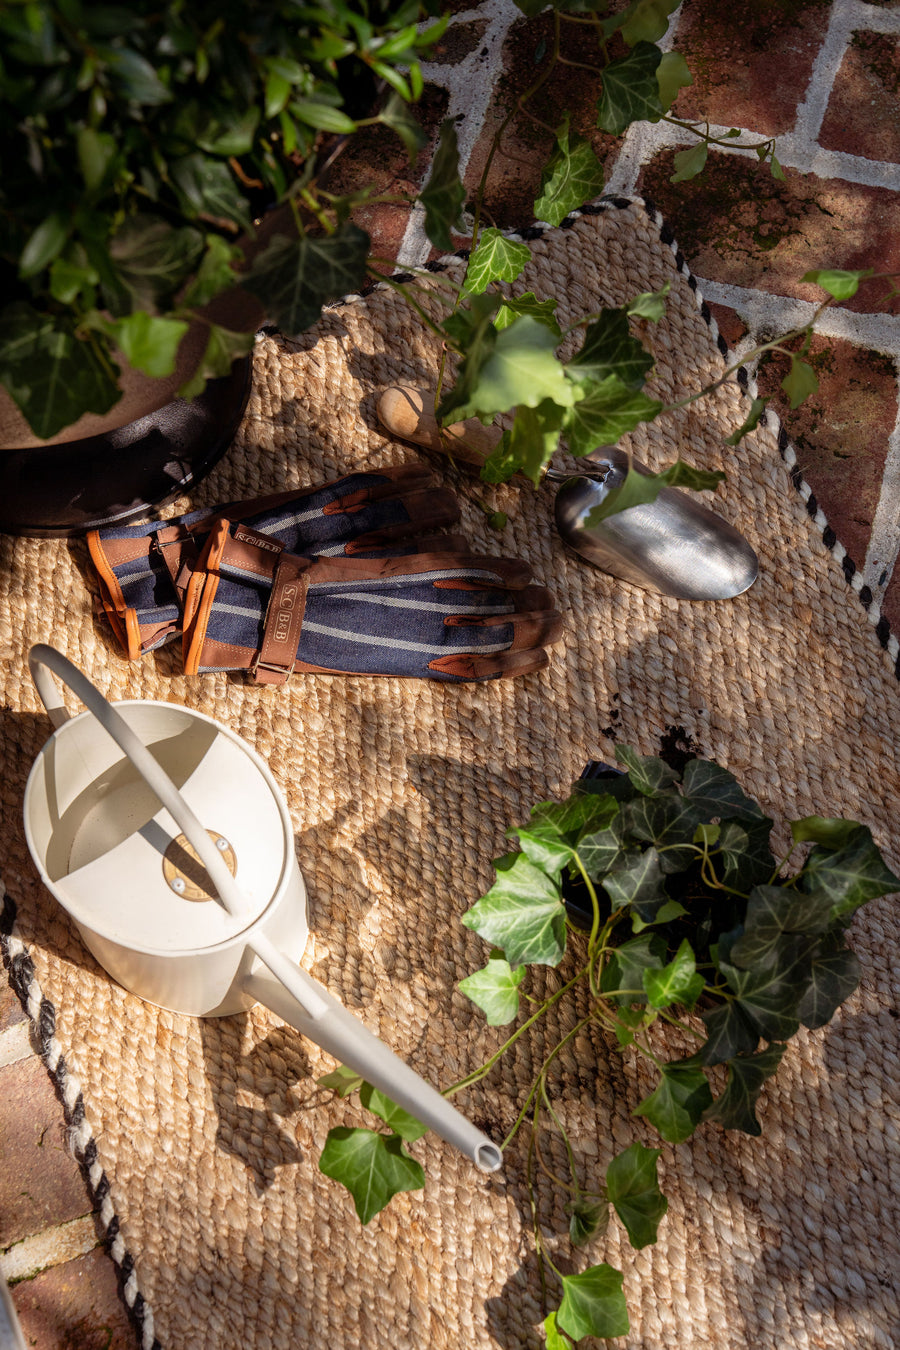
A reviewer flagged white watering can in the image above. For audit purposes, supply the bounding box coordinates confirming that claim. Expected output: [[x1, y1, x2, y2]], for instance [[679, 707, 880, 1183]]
[[23, 644, 502, 1174]]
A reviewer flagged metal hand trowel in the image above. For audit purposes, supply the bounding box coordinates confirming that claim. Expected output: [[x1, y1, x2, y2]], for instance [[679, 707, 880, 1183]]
[[23, 644, 502, 1175], [377, 386, 758, 600]]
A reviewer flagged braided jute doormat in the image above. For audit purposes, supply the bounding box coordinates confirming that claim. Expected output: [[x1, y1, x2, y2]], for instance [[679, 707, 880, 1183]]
[[2, 196, 899, 1350]]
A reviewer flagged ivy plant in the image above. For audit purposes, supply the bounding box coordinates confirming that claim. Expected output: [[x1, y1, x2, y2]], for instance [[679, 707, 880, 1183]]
[[318, 746, 898, 1343]]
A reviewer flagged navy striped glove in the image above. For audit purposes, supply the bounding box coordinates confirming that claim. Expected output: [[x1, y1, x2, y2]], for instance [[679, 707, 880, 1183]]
[[183, 517, 564, 683], [87, 465, 463, 659]]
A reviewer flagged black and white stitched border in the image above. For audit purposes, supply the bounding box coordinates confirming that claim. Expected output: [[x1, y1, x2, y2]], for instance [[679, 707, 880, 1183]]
[[345, 192, 900, 682], [0, 884, 161, 1350]]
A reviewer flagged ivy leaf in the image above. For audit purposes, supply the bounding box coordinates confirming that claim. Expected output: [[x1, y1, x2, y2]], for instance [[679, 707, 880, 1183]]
[[76, 127, 118, 192], [620, 0, 681, 45], [781, 357, 819, 409], [291, 99, 357, 134], [19, 212, 68, 278], [603, 847, 668, 921], [715, 817, 777, 891], [597, 42, 663, 135], [458, 949, 526, 1025], [791, 816, 863, 849], [534, 119, 605, 227], [463, 227, 531, 295], [557, 1264, 630, 1341], [725, 396, 767, 446], [681, 759, 767, 823], [601, 931, 667, 1006], [378, 91, 427, 163], [703, 1043, 786, 1135], [606, 1141, 667, 1249], [462, 852, 567, 968], [566, 308, 654, 390], [109, 312, 189, 378], [445, 316, 581, 423], [243, 224, 370, 336], [656, 49, 692, 111], [700, 999, 759, 1066], [564, 376, 662, 455], [568, 1197, 610, 1247], [482, 399, 566, 486], [543, 1312, 571, 1350], [797, 935, 860, 1029], [181, 235, 242, 309], [532, 791, 621, 840], [318, 1128, 425, 1224], [670, 141, 708, 183], [577, 813, 634, 883], [633, 1058, 713, 1142], [438, 293, 500, 423], [643, 938, 705, 1009], [801, 824, 900, 920], [718, 942, 816, 1042], [582, 456, 722, 525], [801, 268, 873, 301], [621, 794, 704, 873], [419, 119, 466, 250], [107, 215, 205, 314], [177, 323, 254, 399], [359, 1083, 428, 1142], [100, 45, 172, 104], [318, 1064, 364, 1097], [615, 745, 680, 795], [169, 153, 251, 231], [494, 292, 561, 337], [49, 256, 98, 306], [729, 884, 834, 970], [626, 282, 671, 322], [0, 302, 120, 439]]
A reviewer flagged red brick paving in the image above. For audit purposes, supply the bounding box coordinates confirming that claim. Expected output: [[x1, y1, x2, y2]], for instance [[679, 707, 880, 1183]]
[[819, 29, 900, 163], [754, 335, 898, 568], [638, 150, 900, 315], [0, 1058, 90, 1249], [12, 1248, 137, 1350], [672, 0, 835, 137]]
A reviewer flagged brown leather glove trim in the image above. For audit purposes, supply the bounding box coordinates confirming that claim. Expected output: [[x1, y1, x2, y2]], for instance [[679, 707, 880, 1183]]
[[86, 531, 135, 658], [252, 554, 310, 685]]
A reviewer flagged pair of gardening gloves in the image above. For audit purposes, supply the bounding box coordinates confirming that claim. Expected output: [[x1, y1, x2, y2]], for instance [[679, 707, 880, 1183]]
[[87, 465, 564, 683]]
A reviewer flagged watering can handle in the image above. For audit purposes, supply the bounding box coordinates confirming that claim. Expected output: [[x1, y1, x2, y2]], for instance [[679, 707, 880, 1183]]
[[27, 644, 252, 919], [28, 646, 503, 1174]]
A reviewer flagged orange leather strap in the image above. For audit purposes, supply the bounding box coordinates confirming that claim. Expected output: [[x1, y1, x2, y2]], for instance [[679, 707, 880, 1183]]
[[251, 552, 311, 685]]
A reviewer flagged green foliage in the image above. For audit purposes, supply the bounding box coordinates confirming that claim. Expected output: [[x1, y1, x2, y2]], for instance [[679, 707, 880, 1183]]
[[420, 120, 467, 251], [0, 0, 443, 433], [451, 747, 897, 1341], [534, 119, 606, 228], [318, 1127, 425, 1224]]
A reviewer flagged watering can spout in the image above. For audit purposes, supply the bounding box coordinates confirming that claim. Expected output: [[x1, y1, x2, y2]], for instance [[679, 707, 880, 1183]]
[[245, 936, 503, 1173]]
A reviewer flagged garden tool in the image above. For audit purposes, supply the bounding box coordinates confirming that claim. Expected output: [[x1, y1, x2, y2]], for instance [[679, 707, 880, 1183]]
[[87, 464, 466, 660], [182, 517, 564, 683], [24, 644, 503, 1173], [377, 386, 759, 601]]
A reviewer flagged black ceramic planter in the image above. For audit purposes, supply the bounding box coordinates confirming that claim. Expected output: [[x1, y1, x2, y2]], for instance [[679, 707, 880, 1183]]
[[0, 356, 252, 538]]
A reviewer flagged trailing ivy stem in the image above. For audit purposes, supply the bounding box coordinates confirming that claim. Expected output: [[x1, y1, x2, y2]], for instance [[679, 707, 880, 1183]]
[[499, 1012, 594, 1151], [443, 964, 590, 1101], [592, 999, 663, 1066], [768, 848, 797, 884], [540, 1078, 581, 1195], [528, 1102, 565, 1285], [368, 268, 459, 346], [435, 13, 561, 405], [662, 117, 779, 154], [657, 1008, 706, 1039]]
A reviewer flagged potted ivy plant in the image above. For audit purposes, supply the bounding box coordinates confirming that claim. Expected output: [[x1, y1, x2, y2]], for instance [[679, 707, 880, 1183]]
[[0, 0, 443, 532], [318, 745, 899, 1343]]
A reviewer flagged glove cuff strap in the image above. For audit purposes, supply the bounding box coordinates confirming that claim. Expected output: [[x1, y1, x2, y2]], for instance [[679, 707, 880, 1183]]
[[252, 552, 310, 685]]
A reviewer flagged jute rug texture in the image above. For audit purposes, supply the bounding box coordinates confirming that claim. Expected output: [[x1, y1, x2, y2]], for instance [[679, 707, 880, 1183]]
[[1, 198, 898, 1349]]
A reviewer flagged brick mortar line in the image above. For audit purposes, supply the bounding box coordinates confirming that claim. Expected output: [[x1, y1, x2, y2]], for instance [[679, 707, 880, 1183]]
[[0, 1020, 33, 1068], [1, 1214, 98, 1285], [692, 280, 900, 354]]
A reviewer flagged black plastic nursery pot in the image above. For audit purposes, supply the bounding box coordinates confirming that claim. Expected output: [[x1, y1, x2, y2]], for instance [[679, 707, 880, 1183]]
[[0, 356, 252, 538]]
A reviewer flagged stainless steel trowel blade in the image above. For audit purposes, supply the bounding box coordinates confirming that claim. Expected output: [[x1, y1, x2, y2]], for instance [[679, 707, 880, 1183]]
[[552, 448, 759, 600]]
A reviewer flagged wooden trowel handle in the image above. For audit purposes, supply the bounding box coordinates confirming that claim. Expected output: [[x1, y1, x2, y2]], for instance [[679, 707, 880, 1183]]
[[377, 386, 503, 474]]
